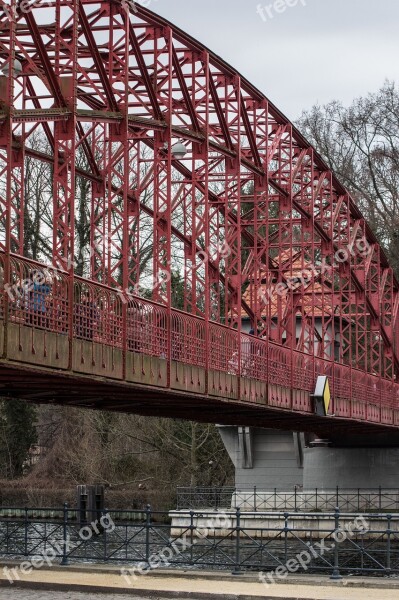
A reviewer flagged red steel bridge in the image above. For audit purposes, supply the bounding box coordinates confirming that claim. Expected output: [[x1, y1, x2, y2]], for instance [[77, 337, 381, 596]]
[[0, 0, 399, 439]]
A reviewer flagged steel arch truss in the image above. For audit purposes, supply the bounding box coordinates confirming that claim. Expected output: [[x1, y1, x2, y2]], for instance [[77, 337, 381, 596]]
[[0, 0, 398, 381]]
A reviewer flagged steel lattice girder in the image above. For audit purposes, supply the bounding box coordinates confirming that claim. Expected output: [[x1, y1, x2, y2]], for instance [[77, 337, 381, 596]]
[[0, 0, 398, 381]]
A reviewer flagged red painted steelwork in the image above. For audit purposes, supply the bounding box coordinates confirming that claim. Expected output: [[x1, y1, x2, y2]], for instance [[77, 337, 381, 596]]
[[0, 1, 398, 429]]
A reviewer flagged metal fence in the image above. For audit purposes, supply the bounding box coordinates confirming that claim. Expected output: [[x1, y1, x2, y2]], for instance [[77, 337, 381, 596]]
[[176, 487, 236, 510], [176, 486, 399, 512], [0, 504, 399, 577]]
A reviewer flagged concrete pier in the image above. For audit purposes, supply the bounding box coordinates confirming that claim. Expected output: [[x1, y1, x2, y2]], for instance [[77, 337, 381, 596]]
[[218, 425, 399, 509], [303, 446, 399, 488], [218, 426, 305, 489]]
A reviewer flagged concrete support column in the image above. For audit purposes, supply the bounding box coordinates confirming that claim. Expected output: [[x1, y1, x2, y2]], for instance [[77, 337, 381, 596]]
[[218, 426, 304, 489], [303, 446, 399, 488]]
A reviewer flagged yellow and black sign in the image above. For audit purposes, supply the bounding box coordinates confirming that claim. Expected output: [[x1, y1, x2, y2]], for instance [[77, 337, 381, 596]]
[[313, 376, 331, 416]]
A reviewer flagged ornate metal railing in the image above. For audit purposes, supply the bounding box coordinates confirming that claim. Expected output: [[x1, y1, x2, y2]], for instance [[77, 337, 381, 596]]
[[176, 486, 399, 512], [176, 487, 236, 510], [0, 504, 398, 577]]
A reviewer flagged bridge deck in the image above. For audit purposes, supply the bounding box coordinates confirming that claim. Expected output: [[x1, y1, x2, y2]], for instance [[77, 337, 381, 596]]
[[0, 320, 398, 439], [1, 254, 399, 438]]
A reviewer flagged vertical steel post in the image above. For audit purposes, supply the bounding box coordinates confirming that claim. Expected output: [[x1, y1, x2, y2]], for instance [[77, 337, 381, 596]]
[[61, 502, 69, 566], [24, 507, 28, 557], [386, 514, 392, 572], [232, 507, 241, 575], [103, 508, 108, 563], [284, 512, 289, 565], [145, 504, 151, 568], [189, 510, 194, 565], [330, 507, 342, 580]]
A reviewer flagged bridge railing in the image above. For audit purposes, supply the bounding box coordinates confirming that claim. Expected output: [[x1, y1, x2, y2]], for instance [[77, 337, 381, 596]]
[[268, 343, 293, 388], [240, 333, 268, 381], [7, 255, 69, 333], [1, 251, 399, 416], [124, 295, 168, 357], [209, 321, 239, 373], [73, 278, 124, 346], [292, 351, 314, 392], [171, 310, 206, 366]]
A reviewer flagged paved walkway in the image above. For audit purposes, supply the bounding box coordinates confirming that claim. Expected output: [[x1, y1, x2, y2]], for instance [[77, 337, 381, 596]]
[[1, 564, 399, 600]]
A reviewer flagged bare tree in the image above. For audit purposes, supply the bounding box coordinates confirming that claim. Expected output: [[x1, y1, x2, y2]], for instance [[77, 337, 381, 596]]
[[297, 81, 399, 275]]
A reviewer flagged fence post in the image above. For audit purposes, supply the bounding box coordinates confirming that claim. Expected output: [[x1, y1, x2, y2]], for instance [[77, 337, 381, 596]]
[[330, 507, 342, 580], [145, 504, 151, 568], [254, 486, 257, 512], [189, 510, 194, 565], [294, 487, 297, 512], [61, 502, 69, 566], [232, 507, 241, 575], [24, 507, 28, 557], [379, 486, 382, 511], [103, 508, 108, 562], [336, 486, 339, 508], [284, 512, 289, 565], [386, 514, 392, 572]]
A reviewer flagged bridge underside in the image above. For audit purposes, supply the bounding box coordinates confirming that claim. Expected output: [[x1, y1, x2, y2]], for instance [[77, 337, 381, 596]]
[[1, 325, 399, 442]]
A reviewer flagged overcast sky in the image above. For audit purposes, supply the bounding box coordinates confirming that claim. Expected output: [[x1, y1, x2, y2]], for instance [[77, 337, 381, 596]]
[[139, 0, 399, 121]]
